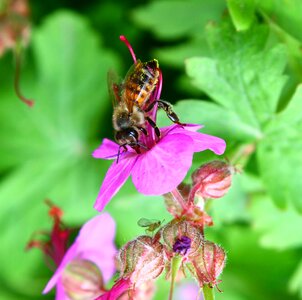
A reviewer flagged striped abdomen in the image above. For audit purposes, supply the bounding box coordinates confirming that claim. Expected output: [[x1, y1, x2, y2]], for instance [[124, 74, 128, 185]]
[[122, 60, 160, 109]]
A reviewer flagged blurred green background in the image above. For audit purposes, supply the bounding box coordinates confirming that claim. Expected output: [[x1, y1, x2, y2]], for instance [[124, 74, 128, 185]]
[[1, 0, 302, 299]]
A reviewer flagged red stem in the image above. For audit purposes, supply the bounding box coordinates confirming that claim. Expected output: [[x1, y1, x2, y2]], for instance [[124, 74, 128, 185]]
[[14, 48, 34, 107]]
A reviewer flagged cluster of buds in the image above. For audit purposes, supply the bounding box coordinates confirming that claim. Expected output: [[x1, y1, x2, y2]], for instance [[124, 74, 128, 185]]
[[0, 0, 31, 56], [100, 218, 226, 299], [85, 161, 233, 298]]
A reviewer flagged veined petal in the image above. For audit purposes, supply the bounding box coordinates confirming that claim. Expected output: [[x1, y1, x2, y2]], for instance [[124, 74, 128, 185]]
[[162, 124, 226, 155], [43, 214, 117, 294], [77, 213, 117, 282], [94, 155, 137, 212], [93, 139, 120, 160], [131, 134, 194, 195], [182, 131, 226, 154]]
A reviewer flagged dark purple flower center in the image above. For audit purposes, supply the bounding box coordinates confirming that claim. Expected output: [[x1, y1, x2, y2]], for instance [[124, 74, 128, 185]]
[[172, 236, 191, 255]]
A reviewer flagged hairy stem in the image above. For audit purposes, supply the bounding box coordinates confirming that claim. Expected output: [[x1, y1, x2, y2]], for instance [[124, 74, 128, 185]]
[[169, 188, 187, 211], [168, 255, 182, 300], [202, 284, 215, 300]]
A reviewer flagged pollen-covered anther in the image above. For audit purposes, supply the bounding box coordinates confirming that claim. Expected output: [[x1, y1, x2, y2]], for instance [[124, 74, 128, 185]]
[[61, 259, 105, 300], [188, 241, 226, 288], [161, 220, 203, 258], [118, 236, 165, 287], [191, 160, 233, 200]]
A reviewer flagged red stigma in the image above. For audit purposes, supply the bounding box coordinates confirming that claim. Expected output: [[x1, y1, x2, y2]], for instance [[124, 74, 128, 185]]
[[120, 35, 137, 63]]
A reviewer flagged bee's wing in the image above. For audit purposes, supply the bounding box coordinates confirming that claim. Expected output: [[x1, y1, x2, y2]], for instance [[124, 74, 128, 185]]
[[121, 60, 143, 110], [107, 69, 123, 107]]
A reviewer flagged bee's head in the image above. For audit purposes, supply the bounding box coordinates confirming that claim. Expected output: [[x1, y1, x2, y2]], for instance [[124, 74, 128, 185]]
[[115, 128, 139, 145]]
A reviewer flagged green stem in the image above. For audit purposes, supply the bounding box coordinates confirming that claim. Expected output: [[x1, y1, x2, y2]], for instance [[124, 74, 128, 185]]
[[202, 284, 215, 300], [168, 255, 182, 300]]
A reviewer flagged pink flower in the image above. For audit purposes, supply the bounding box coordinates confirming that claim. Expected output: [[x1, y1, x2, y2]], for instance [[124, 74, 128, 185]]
[[175, 282, 203, 300], [93, 124, 226, 211], [43, 213, 117, 300]]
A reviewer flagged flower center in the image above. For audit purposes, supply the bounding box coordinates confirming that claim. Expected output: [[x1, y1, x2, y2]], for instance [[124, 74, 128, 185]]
[[172, 236, 192, 256]]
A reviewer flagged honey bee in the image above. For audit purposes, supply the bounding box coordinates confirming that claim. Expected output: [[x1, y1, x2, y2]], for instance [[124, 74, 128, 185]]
[[109, 37, 185, 160], [110, 59, 161, 155]]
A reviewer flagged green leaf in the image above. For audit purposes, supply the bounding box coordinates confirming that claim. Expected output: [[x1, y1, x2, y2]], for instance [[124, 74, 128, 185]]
[[289, 260, 302, 299], [209, 173, 251, 227], [227, 0, 255, 31], [208, 226, 299, 300], [258, 0, 302, 43], [186, 21, 287, 130], [154, 36, 210, 68], [257, 85, 302, 210], [131, 0, 225, 40], [250, 194, 302, 250], [0, 10, 118, 295], [157, 100, 263, 142]]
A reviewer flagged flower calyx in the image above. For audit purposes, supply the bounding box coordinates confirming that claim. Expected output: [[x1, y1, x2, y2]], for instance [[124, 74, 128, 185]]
[[61, 259, 105, 300]]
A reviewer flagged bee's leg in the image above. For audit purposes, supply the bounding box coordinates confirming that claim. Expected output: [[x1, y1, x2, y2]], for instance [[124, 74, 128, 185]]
[[138, 127, 148, 136], [146, 116, 161, 138], [116, 144, 128, 164], [157, 100, 186, 126], [129, 142, 149, 154], [145, 100, 186, 126]]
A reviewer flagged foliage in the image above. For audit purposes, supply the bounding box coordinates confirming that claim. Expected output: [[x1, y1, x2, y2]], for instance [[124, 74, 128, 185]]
[[1, 0, 302, 299]]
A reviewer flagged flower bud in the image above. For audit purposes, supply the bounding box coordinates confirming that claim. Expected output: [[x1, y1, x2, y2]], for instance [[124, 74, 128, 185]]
[[161, 220, 203, 258], [61, 259, 104, 300], [0, 0, 31, 56], [191, 160, 232, 199], [188, 241, 226, 288], [118, 236, 164, 286]]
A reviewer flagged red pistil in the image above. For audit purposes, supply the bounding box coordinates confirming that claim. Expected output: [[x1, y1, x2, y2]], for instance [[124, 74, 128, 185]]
[[120, 35, 137, 63]]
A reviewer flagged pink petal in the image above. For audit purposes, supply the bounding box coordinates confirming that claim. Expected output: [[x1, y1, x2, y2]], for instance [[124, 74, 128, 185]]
[[77, 213, 117, 282], [55, 281, 68, 300], [43, 214, 117, 294], [163, 124, 226, 154], [183, 131, 226, 154], [94, 155, 137, 211], [93, 139, 120, 159], [43, 243, 77, 294], [95, 278, 131, 300], [175, 282, 202, 300], [131, 133, 194, 195]]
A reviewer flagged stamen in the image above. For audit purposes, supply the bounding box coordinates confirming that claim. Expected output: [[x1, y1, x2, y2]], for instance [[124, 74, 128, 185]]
[[120, 35, 137, 63]]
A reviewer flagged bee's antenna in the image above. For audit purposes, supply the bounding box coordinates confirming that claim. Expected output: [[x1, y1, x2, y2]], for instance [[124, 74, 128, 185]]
[[120, 35, 137, 63]]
